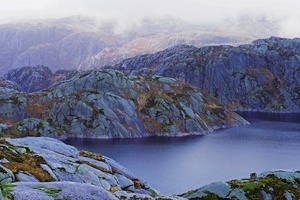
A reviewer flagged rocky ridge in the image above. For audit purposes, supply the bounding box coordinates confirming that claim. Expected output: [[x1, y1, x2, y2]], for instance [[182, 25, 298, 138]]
[[113, 37, 300, 112], [0, 67, 248, 138], [4, 65, 78, 92]]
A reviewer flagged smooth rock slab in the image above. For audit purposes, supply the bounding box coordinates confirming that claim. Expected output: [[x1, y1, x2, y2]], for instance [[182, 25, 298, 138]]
[[228, 188, 248, 200], [6, 137, 79, 158], [12, 181, 117, 200], [182, 181, 231, 199], [16, 171, 39, 182]]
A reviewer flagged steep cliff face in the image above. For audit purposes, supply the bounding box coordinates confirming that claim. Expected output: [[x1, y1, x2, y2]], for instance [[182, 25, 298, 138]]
[[0, 68, 248, 138], [113, 37, 300, 112]]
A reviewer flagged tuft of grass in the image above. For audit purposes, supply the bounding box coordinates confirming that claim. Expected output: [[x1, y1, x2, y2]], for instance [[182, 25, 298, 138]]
[[0, 139, 53, 182], [0, 183, 15, 199], [34, 186, 62, 198]]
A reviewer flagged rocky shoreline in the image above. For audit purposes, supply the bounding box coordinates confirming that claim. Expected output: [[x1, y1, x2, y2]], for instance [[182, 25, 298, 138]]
[[0, 137, 299, 199]]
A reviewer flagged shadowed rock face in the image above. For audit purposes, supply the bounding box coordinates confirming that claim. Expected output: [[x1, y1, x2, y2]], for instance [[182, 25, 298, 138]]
[[0, 68, 248, 138], [3, 66, 78, 92], [113, 37, 300, 112], [4, 66, 53, 92]]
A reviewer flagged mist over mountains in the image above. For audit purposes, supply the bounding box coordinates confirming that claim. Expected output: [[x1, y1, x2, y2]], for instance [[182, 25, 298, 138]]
[[0, 15, 281, 75]]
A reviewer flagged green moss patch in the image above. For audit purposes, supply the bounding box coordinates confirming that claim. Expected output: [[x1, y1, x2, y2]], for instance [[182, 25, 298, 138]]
[[34, 186, 62, 198]]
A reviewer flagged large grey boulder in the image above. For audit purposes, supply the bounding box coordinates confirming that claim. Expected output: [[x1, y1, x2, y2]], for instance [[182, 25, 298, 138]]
[[11, 181, 118, 200]]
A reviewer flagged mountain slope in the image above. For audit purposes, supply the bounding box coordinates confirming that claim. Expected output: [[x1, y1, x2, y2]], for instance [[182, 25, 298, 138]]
[[0, 68, 248, 138], [0, 17, 121, 75], [113, 37, 300, 112]]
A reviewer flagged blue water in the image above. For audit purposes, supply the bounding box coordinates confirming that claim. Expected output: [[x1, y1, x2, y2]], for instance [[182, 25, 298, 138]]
[[65, 112, 300, 194]]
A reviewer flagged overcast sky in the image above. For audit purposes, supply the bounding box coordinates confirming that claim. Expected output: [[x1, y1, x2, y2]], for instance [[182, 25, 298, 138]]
[[1, 0, 300, 36]]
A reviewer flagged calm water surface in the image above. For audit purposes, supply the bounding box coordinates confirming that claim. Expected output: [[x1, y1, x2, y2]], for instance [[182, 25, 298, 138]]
[[65, 112, 300, 194]]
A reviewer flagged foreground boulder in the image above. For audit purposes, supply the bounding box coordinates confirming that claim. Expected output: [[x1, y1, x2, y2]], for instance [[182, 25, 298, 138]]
[[0, 137, 180, 199], [0, 69, 248, 138]]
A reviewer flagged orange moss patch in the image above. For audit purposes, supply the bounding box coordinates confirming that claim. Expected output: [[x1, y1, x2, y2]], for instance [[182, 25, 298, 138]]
[[111, 167, 122, 175], [25, 102, 47, 116], [133, 179, 142, 189], [79, 150, 105, 162], [0, 116, 17, 127], [244, 67, 275, 84], [0, 141, 53, 182], [109, 186, 119, 193], [142, 118, 162, 133], [76, 160, 111, 174]]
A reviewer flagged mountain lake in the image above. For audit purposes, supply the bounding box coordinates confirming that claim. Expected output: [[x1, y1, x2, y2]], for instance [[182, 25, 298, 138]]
[[65, 112, 300, 194]]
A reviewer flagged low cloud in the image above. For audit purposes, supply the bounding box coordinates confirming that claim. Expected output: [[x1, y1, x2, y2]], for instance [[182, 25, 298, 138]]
[[0, 0, 299, 37]]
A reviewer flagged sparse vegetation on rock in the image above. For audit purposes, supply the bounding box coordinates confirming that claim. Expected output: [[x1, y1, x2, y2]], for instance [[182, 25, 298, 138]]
[[113, 37, 300, 112], [0, 68, 248, 138]]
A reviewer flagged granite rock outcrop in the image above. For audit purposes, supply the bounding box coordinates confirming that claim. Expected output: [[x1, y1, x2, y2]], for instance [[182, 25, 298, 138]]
[[113, 37, 300, 112], [0, 137, 180, 199], [0, 68, 248, 138]]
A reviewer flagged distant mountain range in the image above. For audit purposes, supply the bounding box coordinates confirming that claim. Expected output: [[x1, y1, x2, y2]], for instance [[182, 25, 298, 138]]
[[0, 15, 280, 75]]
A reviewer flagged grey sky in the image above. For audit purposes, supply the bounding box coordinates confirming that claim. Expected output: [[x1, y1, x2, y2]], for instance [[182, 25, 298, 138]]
[[1, 0, 300, 36]]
